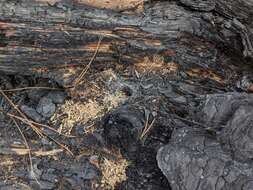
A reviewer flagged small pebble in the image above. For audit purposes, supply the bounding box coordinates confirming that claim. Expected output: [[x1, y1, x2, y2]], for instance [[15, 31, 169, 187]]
[[36, 97, 56, 118]]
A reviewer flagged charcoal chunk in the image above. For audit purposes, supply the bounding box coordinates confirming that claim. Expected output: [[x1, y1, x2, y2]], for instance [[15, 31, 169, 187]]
[[157, 127, 253, 190], [20, 105, 43, 123], [199, 93, 253, 162]]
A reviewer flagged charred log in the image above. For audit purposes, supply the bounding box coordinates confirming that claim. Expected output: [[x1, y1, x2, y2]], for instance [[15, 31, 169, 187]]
[[0, 0, 252, 87]]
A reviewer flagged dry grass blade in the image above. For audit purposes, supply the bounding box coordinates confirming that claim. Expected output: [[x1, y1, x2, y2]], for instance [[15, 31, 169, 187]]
[[140, 114, 156, 140], [73, 36, 103, 87]]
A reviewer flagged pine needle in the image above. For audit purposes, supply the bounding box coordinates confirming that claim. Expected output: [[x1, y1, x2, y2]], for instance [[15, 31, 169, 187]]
[[0, 90, 44, 137], [73, 36, 103, 87]]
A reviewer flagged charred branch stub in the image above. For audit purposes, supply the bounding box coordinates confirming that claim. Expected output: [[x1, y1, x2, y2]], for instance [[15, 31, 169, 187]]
[[0, 0, 253, 190]]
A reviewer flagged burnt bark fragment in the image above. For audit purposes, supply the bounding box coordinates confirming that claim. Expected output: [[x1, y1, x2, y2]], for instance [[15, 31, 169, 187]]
[[157, 127, 253, 190], [157, 92, 253, 190], [198, 93, 253, 163]]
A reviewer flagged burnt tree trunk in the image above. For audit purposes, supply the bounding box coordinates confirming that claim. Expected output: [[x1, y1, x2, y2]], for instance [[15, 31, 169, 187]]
[[0, 0, 253, 87]]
